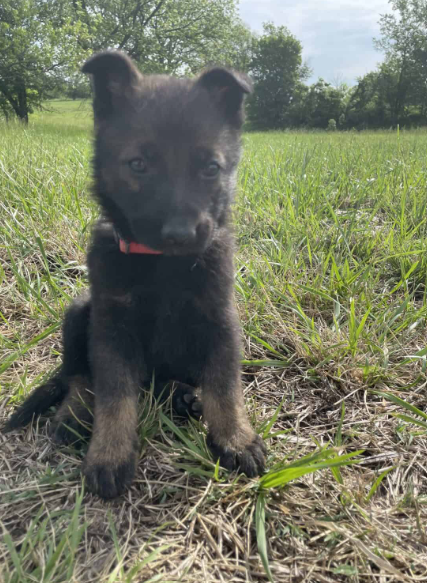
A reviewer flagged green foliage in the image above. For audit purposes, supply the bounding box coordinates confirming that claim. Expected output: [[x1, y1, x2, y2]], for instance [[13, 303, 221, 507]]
[[375, 0, 427, 123], [2, 0, 426, 129], [372, 390, 427, 432], [0, 93, 14, 120], [70, 0, 250, 74], [0, 0, 252, 122], [2, 489, 86, 582], [327, 119, 337, 131], [246, 23, 311, 130], [293, 79, 348, 129], [255, 444, 363, 581], [255, 494, 274, 583], [346, 0, 427, 128], [246, 1, 427, 129], [365, 467, 395, 502], [0, 0, 88, 122], [258, 449, 363, 490]]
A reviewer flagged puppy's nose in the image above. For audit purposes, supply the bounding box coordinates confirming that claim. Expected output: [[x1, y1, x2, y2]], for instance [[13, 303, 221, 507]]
[[161, 220, 197, 246]]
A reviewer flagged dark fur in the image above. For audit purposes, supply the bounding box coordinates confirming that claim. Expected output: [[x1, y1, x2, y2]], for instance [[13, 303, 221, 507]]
[[4, 51, 266, 498]]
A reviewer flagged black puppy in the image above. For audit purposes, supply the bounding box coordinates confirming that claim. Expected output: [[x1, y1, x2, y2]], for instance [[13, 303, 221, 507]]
[[4, 51, 266, 499]]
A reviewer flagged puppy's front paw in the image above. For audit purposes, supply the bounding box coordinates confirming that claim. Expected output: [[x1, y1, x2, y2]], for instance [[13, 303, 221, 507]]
[[207, 432, 267, 478], [83, 449, 137, 499]]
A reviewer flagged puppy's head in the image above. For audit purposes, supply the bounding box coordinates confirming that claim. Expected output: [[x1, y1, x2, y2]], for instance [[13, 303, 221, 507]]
[[82, 51, 252, 256]]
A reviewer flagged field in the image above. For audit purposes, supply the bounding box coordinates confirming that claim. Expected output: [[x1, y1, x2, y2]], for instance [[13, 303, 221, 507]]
[[1, 100, 427, 582]]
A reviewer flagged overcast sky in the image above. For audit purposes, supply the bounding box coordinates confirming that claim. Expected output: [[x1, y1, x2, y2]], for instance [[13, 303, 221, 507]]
[[238, 0, 392, 85]]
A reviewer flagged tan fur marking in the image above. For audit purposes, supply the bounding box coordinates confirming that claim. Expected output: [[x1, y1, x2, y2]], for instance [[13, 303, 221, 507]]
[[86, 394, 138, 466], [202, 390, 255, 451]]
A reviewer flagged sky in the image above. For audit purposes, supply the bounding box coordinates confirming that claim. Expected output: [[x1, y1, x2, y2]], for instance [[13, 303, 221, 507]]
[[238, 0, 392, 85]]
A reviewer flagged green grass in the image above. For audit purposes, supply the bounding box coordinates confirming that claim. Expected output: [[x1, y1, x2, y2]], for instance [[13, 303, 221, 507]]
[[1, 102, 426, 582], [32, 98, 93, 129]]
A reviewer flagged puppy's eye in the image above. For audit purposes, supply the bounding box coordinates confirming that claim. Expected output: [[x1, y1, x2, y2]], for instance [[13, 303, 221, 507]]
[[129, 158, 147, 173], [201, 161, 220, 179]]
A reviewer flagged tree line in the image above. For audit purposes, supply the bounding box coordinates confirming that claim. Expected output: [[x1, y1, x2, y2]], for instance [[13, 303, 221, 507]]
[[0, 0, 425, 129]]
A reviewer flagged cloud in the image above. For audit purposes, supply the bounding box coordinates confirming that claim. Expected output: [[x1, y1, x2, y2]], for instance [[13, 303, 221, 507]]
[[239, 0, 391, 83]]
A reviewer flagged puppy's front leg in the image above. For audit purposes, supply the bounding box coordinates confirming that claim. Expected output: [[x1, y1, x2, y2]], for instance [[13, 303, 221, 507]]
[[202, 327, 266, 477], [83, 307, 141, 499]]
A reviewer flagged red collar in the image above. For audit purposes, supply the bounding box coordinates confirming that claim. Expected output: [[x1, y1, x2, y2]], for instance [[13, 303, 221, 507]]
[[118, 238, 163, 255]]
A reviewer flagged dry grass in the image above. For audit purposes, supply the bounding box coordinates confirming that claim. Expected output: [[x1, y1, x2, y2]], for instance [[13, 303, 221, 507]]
[[1, 111, 427, 582]]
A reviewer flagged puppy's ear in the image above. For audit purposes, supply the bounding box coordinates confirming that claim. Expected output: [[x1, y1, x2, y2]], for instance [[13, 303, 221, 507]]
[[197, 67, 252, 126], [82, 51, 141, 120]]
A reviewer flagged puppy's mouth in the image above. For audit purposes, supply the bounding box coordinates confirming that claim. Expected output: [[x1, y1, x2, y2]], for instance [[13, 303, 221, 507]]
[[129, 217, 214, 257], [155, 231, 213, 257], [161, 239, 211, 257]]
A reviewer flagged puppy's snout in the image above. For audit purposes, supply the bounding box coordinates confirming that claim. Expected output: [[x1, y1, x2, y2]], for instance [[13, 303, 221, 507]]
[[161, 219, 197, 246]]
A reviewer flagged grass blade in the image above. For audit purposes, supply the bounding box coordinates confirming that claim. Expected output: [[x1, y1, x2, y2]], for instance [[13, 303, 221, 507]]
[[393, 413, 427, 430], [260, 450, 364, 490], [256, 494, 274, 583], [366, 468, 395, 502], [371, 390, 427, 421]]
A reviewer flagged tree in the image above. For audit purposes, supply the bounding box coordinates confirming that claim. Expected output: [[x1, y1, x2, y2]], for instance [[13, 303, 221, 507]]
[[343, 0, 427, 129], [0, 0, 87, 122], [66, 73, 92, 100], [294, 79, 347, 129], [246, 23, 311, 130], [70, 0, 248, 74], [0, 94, 14, 121], [0, 0, 249, 122], [375, 0, 427, 123], [216, 22, 255, 73]]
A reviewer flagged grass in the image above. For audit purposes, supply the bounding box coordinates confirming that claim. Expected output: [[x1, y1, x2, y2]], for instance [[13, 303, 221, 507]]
[[1, 102, 427, 581]]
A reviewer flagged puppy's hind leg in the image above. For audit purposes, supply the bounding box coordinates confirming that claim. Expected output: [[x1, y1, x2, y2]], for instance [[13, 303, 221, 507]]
[[51, 293, 93, 444], [3, 292, 91, 433], [3, 375, 67, 432], [51, 376, 94, 445], [61, 292, 91, 379]]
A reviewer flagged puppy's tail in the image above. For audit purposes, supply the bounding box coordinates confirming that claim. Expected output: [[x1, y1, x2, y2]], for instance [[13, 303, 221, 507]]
[[3, 374, 67, 432]]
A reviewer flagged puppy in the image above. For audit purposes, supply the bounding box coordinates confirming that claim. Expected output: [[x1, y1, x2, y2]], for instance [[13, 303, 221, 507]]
[[5, 51, 266, 499]]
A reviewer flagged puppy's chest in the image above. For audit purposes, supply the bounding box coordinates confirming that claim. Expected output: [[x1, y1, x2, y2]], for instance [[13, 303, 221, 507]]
[[133, 285, 197, 318], [115, 283, 210, 368], [99, 255, 223, 354], [118, 279, 208, 334]]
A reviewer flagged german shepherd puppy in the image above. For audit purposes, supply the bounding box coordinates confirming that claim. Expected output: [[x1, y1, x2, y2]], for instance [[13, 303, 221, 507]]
[[4, 51, 266, 499]]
